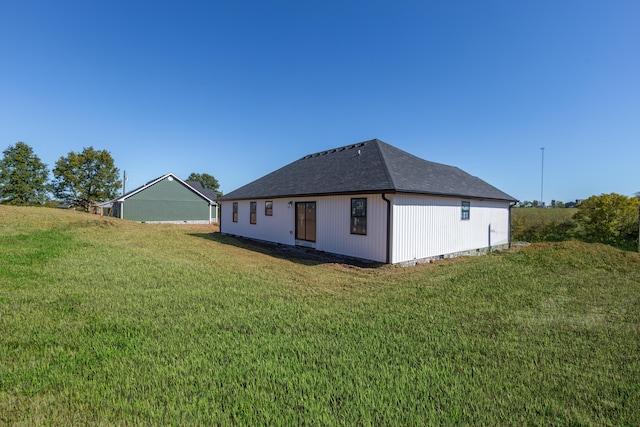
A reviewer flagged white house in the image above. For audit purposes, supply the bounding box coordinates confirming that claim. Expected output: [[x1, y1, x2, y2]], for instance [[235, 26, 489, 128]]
[[218, 139, 517, 264]]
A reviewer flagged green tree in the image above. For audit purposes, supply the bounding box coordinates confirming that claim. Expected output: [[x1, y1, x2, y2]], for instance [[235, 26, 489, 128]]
[[573, 193, 639, 250], [52, 147, 121, 211], [0, 142, 50, 205], [187, 172, 222, 197]]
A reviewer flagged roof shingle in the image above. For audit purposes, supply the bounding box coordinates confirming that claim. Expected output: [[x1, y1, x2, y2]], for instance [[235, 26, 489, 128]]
[[220, 139, 516, 202]]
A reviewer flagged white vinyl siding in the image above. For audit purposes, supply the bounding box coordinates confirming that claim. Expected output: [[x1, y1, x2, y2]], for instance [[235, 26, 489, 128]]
[[221, 199, 295, 245], [221, 195, 388, 263], [222, 194, 510, 265], [315, 195, 387, 263], [390, 195, 510, 264]]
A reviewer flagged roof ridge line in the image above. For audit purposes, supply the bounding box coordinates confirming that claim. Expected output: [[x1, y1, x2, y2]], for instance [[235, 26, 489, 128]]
[[373, 139, 397, 190]]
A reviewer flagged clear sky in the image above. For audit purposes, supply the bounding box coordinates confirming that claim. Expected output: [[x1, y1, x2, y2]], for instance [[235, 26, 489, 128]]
[[1, 0, 638, 204]]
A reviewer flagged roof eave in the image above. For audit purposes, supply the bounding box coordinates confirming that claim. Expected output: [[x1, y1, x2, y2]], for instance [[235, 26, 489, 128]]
[[218, 188, 397, 201], [218, 189, 516, 202], [392, 189, 517, 202]]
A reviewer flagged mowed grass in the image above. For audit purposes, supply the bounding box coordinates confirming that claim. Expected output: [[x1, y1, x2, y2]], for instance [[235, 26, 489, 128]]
[[1, 206, 639, 425]]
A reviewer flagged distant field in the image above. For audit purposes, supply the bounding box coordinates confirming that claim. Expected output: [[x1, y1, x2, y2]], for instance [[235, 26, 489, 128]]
[[1, 205, 639, 425], [514, 206, 577, 219], [512, 207, 577, 243]]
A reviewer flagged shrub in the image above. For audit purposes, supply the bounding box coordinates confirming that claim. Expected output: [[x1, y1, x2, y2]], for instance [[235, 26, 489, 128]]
[[573, 193, 639, 251]]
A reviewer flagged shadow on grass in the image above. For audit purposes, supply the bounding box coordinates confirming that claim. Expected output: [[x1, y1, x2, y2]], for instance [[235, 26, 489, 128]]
[[189, 231, 384, 268]]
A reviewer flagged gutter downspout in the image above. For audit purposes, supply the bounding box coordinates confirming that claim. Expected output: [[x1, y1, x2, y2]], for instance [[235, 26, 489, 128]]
[[381, 193, 391, 264], [509, 201, 517, 248]]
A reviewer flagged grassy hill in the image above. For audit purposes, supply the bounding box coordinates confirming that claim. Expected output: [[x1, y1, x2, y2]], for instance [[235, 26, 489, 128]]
[[1, 205, 639, 425]]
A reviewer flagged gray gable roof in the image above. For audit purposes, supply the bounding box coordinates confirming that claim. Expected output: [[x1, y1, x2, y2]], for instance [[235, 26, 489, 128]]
[[114, 173, 217, 204], [185, 180, 219, 201], [219, 139, 516, 202]]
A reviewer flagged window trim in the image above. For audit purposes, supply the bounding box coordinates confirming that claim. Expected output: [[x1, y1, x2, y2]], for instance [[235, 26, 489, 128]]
[[250, 201, 257, 224], [232, 202, 238, 223], [461, 201, 470, 220], [265, 201, 273, 216], [350, 197, 367, 235]]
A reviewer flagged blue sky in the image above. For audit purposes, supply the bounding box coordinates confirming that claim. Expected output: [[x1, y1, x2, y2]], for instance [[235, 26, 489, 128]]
[[1, 0, 638, 203]]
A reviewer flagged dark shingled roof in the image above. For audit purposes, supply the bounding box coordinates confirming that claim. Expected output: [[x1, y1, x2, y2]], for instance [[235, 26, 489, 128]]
[[219, 139, 516, 202], [186, 181, 218, 201]]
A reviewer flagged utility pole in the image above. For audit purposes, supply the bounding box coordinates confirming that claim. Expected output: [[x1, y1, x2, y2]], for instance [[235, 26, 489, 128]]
[[540, 147, 545, 208], [123, 170, 127, 195]]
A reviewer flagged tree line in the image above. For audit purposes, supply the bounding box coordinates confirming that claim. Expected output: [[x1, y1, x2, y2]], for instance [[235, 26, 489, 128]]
[[0, 142, 221, 210]]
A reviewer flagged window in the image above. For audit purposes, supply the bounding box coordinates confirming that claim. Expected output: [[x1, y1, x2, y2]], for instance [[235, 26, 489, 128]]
[[250, 201, 257, 224], [461, 201, 470, 220], [351, 198, 367, 235], [232, 202, 238, 223], [265, 201, 273, 216]]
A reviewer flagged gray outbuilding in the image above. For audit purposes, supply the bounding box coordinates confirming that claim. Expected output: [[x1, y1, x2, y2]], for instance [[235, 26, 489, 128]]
[[110, 173, 218, 224]]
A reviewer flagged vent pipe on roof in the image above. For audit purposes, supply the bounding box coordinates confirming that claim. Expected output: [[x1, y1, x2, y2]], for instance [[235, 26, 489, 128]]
[[358, 149, 361, 156]]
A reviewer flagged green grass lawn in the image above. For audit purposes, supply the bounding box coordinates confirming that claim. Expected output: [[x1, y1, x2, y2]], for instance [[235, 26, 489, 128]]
[[1, 205, 639, 425]]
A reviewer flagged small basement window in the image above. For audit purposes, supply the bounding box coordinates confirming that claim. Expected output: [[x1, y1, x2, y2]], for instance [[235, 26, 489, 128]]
[[265, 201, 273, 216], [250, 201, 257, 224], [232, 202, 238, 223], [461, 201, 470, 220], [351, 198, 367, 235]]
